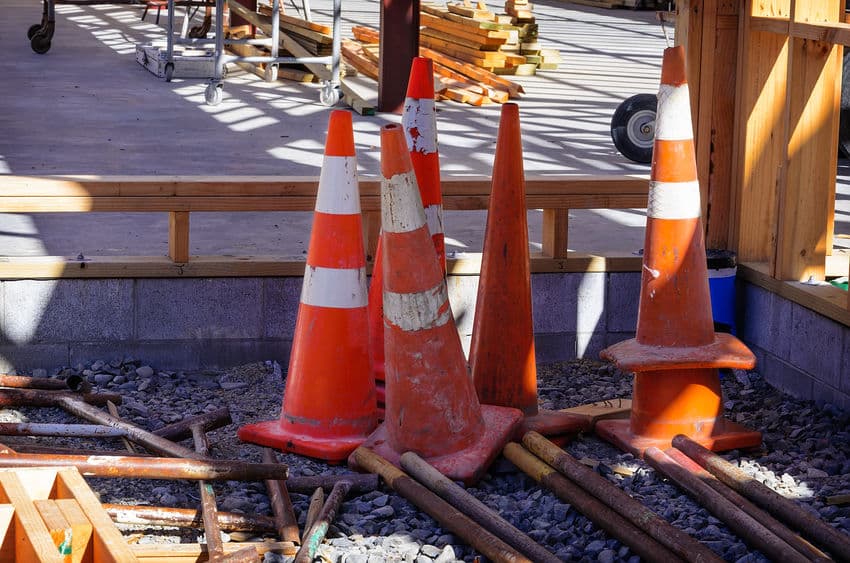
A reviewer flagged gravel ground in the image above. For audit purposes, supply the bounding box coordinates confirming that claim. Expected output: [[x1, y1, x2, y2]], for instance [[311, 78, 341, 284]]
[[3, 358, 849, 562]]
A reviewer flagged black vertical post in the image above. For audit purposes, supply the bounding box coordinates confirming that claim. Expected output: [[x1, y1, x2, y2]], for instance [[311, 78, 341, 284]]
[[378, 0, 420, 114]]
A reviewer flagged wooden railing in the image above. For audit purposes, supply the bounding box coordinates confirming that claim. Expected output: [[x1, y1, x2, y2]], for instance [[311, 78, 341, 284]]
[[0, 175, 650, 279]]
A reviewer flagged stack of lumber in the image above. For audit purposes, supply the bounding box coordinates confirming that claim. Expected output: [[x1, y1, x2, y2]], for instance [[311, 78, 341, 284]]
[[345, 25, 525, 108], [257, 5, 333, 56]]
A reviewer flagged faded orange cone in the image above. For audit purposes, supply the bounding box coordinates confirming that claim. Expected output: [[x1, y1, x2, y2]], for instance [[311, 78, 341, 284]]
[[470, 103, 590, 440], [351, 124, 522, 486], [238, 110, 376, 462], [596, 46, 761, 457], [370, 57, 445, 411]]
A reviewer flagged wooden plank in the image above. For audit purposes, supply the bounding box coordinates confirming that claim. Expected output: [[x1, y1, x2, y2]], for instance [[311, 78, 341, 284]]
[[560, 398, 632, 427], [340, 75, 378, 116], [131, 540, 297, 561], [342, 40, 379, 80], [168, 211, 190, 263], [419, 34, 507, 66], [774, 0, 842, 281], [0, 505, 14, 563], [256, 5, 333, 34], [420, 46, 523, 96], [0, 472, 63, 562], [54, 499, 93, 563], [33, 500, 72, 558], [421, 4, 510, 30], [541, 208, 569, 258], [420, 12, 510, 39], [54, 469, 138, 563], [420, 25, 507, 50]]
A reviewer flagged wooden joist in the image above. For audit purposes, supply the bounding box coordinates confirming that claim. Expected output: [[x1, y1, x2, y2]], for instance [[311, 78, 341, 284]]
[[420, 26, 507, 51], [419, 34, 507, 67], [420, 11, 511, 38], [341, 39, 379, 80]]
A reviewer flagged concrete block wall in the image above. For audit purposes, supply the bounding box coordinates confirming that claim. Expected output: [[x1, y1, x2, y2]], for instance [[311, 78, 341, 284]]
[[0, 273, 642, 372], [739, 281, 850, 411]]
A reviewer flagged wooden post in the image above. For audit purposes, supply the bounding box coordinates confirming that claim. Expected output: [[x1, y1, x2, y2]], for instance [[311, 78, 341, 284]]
[[541, 209, 569, 259], [729, 0, 792, 264], [168, 211, 190, 263], [774, 0, 842, 281]]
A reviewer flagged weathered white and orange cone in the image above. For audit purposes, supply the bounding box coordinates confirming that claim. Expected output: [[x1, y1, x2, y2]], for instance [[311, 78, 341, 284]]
[[470, 103, 590, 441], [596, 46, 761, 457], [369, 56, 445, 413], [351, 124, 521, 486], [238, 110, 377, 462]]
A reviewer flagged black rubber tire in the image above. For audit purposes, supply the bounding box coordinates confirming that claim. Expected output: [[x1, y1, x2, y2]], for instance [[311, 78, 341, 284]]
[[611, 93, 657, 164], [839, 52, 850, 159], [27, 23, 43, 40], [30, 33, 51, 54]]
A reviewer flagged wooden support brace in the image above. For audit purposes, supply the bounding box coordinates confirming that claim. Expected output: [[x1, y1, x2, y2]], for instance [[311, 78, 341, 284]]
[[168, 211, 190, 263], [541, 208, 569, 259]]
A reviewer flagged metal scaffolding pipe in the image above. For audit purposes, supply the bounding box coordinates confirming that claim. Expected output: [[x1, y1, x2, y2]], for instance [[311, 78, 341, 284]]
[[295, 480, 351, 563], [0, 388, 121, 407], [103, 504, 277, 533], [0, 374, 72, 391], [153, 407, 232, 442], [263, 448, 300, 545], [0, 442, 152, 457], [521, 431, 722, 563], [192, 424, 224, 558], [503, 443, 683, 563], [302, 488, 324, 545], [400, 451, 562, 563], [643, 447, 808, 563], [0, 422, 127, 438], [673, 434, 850, 561], [351, 447, 532, 563], [285, 473, 378, 495]]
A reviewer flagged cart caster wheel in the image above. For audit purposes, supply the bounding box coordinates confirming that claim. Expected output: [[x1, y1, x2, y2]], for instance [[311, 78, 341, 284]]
[[28, 24, 43, 40], [319, 84, 340, 107], [205, 82, 223, 106], [30, 33, 51, 54], [610, 93, 657, 164], [164, 63, 174, 82]]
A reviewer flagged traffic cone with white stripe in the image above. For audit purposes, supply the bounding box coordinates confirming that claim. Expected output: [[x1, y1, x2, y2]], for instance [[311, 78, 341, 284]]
[[596, 46, 761, 457], [237, 110, 376, 462], [351, 124, 522, 486], [470, 103, 590, 440], [370, 57, 445, 413]]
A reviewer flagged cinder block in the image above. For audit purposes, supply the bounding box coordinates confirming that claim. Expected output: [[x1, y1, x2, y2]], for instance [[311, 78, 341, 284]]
[[841, 333, 850, 395], [761, 353, 813, 401], [576, 331, 607, 360], [788, 304, 843, 390], [446, 275, 480, 337], [812, 380, 850, 411], [532, 273, 606, 334], [0, 344, 69, 372], [533, 332, 573, 363], [263, 278, 303, 339], [739, 283, 792, 361], [606, 272, 641, 332], [137, 279, 263, 340], [70, 342, 200, 370], [3, 280, 133, 344], [198, 339, 291, 369]]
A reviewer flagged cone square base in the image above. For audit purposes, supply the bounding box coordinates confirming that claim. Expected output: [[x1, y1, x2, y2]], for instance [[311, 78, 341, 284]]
[[238, 420, 371, 463], [350, 405, 523, 486], [601, 333, 756, 372], [515, 409, 591, 441], [595, 417, 762, 458]]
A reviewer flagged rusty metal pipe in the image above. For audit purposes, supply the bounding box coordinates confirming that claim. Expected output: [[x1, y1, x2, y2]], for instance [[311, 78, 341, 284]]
[[673, 434, 850, 561], [103, 504, 277, 532], [56, 395, 202, 459], [294, 480, 351, 563], [107, 399, 139, 454], [63, 374, 93, 393], [302, 488, 324, 545], [400, 451, 561, 563], [0, 442, 152, 456], [0, 451, 288, 481], [521, 431, 722, 563], [644, 447, 809, 563], [0, 422, 127, 438], [351, 447, 532, 563], [285, 473, 378, 495], [192, 424, 224, 558], [0, 374, 72, 390], [0, 388, 121, 407], [503, 443, 683, 563], [153, 407, 233, 442], [665, 448, 830, 562], [262, 448, 300, 544]]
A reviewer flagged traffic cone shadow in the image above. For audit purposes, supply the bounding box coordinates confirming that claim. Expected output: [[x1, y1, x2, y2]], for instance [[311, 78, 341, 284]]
[[350, 124, 522, 486], [596, 46, 761, 457], [238, 110, 377, 462], [470, 103, 590, 441]]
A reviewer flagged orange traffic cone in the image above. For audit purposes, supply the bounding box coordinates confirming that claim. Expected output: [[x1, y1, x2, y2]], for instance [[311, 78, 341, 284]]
[[350, 124, 522, 486], [238, 110, 377, 462], [596, 46, 761, 457], [470, 103, 590, 440], [369, 57, 444, 408]]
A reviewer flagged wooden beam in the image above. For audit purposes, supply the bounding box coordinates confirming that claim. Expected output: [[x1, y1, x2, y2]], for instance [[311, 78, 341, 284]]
[[541, 209, 569, 258], [0, 472, 62, 562], [131, 540, 297, 562], [774, 0, 842, 281], [0, 505, 14, 563], [168, 211, 190, 263], [751, 16, 850, 46], [54, 499, 93, 563]]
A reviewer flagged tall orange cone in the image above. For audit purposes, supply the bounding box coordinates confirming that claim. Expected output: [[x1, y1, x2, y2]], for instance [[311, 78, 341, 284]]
[[470, 103, 590, 440], [238, 110, 377, 462], [369, 57, 444, 407], [596, 46, 761, 457], [350, 124, 522, 486]]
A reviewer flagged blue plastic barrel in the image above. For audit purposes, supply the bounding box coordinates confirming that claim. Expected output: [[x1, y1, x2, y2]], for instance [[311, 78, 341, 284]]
[[706, 249, 737, 334]]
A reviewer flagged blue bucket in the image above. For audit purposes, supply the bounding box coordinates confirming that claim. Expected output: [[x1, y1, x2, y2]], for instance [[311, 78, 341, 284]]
[[706, 249, 737, 334]]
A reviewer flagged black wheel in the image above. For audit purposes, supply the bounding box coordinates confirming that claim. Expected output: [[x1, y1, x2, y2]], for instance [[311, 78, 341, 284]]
[[839, 52, 850, 159], [205, 82, 223, 106], [611, 93, 657, 164], [27, 23, 43, 40], [30, 33, 51, 54], [164, 62, 174, 82]]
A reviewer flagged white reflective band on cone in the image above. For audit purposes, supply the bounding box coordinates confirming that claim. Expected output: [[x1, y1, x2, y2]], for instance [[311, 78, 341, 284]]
[[655, 85, 694, 141], [316, 156, 360, 215], [402, 98, 438, 155], [301, 265, 368, 308], [382, 171, 427, 233], [383, 283, 451, 331], [647, 180, 701, 220], [424, 204, 444, 236]]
